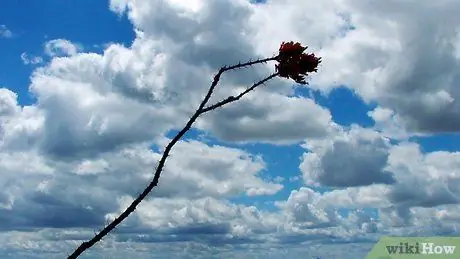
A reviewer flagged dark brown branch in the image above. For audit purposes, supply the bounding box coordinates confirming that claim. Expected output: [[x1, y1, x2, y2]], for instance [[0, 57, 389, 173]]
[[67, 57, 279, 259], [200, 72, 279, 114], [220, 56, 278, 72]]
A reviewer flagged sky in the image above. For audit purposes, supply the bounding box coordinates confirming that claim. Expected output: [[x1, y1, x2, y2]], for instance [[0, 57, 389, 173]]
[[1, 0, 460, 258]]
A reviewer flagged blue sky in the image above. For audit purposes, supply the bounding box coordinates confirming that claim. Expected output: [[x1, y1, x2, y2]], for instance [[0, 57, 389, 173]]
[[1, 0, 460, 258], [0, 0, 134, 105]]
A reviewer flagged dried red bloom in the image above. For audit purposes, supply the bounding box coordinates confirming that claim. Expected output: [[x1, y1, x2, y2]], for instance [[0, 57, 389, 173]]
[[276, 41, 321, 84], [279, 41, 307, 56]]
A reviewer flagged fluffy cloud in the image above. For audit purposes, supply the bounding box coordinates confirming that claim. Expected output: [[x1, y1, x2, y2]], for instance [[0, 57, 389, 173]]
[[0, 139, 282, 229], [386, 142, 460, 208], [318, 0, 460, 134], [279, 187, 339, 229], [0, 25, 12, 38], [2, 0, 460, 258], [367, 106, 412, 140], [298, 123, 460, 234], [197, 92, 335, 144], [249, 0, 460, 134], [304, 140, 460, 229], [0, 88, 20, 117], [300, 125, 395, 187], [20, 53, 43, 65], [44, 39, 81, 57]]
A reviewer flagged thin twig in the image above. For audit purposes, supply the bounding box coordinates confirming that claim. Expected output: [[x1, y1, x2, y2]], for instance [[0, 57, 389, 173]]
[[200, 72, 279, 114], [67, 57, 279, 259], [221, 56, 278, 72]]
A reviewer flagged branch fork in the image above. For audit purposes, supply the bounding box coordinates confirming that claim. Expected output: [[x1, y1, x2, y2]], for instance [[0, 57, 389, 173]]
[[68, 42, 321, 258]]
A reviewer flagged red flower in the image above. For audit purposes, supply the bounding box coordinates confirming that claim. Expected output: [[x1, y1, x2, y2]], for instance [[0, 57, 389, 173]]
[[275, 41, 321, 84]]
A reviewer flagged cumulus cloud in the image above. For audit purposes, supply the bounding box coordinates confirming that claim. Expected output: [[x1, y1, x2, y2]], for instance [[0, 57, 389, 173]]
[[0, 88, 20, 117], [386, 142, 460, 208], [44, 39, 81, 57], [197, 92, 336, 144], [304, 140, 460, 228], [0, 126, 283, 229], [145, 138, 283, 198], [300, 125, 395, 187], [312, 0, 460, 134], [280, 187, 339, 229], [298, 124, 460, 232], [1, 0, 460, 258]]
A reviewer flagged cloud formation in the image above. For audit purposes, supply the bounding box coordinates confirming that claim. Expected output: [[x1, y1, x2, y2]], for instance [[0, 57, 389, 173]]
[[0, 25, 12, 38], [44, 39, 81, 57], [1, 0, 460, 258]]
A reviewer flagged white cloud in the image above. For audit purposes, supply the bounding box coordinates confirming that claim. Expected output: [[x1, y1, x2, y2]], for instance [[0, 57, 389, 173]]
[[300, 125, 395, 187], [0, 25, 12, 38], [280, 187, 339, 228], [44, 39, 81, 57], [323, 0, 460, 134], [301, 139, 460, 229], [197, 92, 336, 144], [0, 88, 20, 117], [367, 106, 412, 140], [386, 142, 460, 208], [20, 53, 43, 65], [1, 0, 460, 258], [248, 0, 460, 134]]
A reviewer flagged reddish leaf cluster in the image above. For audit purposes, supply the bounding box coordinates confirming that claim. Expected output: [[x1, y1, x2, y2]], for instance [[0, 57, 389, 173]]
[[275, 41, 321, 84]]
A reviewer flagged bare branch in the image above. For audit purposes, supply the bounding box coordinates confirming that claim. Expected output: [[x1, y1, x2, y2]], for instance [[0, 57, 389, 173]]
[[222, 56, 278, 72], [199, 72, 279, 114], [66, 57, 279, 259]]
